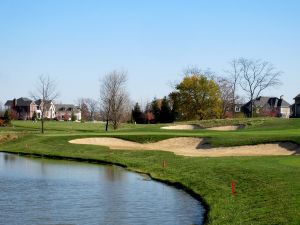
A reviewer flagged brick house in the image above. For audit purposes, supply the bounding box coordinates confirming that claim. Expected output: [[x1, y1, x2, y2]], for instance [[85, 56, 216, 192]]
[[5, 97, 36, 120], [5, 97, 56, 120], [243, 96, 290, 118], [290, 93, 300, 117]]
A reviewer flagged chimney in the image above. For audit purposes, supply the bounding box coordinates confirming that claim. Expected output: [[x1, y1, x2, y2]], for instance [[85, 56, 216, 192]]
[[280, 95, 284, 100]]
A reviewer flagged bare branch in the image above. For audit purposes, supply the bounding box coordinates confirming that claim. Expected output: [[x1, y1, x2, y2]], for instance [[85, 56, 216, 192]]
[[30, 74, 59, 133], [99, 70, 130, 130], [235, 58, 282, 117]]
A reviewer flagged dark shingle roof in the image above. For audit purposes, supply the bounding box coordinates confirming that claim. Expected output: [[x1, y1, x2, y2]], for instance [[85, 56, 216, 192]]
[[278, 99, 290, 107], [35, 99, 52, 110], [35, 99, 52, 105], [244, 96, 290, 109], [4, 100, 13, 106], [5, 98, 34, 107], [16, 97, 34, 106], [55, 104, 80, 112], [254, 96, 271, 107], [294, 93, 300, 99]]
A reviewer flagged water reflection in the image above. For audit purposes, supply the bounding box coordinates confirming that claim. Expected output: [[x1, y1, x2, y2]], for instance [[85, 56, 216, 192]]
[[104, 165, 126, 182], [0, 152, 204, 225]]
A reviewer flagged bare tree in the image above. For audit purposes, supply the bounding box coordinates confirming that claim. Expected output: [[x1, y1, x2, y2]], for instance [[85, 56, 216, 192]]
[[76, 98, 89, 121], [183, 66, 216, 80], [77, 98, 98, 121], [216, 77, 234, 118], [30, 74, 58, 133], [0, 101, 3, 116], [99, 70, 130, 131], [238, 58, 282, 117], [85, 98, 99, 121], [227, 59, 242, 117]]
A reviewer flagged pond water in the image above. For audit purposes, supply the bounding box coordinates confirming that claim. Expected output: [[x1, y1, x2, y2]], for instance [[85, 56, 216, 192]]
[[0, 152, 205, 225]]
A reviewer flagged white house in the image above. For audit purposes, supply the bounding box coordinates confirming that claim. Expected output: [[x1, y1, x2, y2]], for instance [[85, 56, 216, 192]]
[[35, 99, 56, 119]]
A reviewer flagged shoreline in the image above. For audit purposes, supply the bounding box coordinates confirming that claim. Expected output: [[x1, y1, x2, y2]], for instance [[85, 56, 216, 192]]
[[0, 150, 210, 225]]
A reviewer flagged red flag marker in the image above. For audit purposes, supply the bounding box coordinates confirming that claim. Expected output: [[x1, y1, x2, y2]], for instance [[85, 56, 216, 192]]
[[231, 180, 236, 195]]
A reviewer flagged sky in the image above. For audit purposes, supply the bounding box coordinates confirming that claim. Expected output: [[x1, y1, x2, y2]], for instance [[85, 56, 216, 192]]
[[0, 0, 299, 107]]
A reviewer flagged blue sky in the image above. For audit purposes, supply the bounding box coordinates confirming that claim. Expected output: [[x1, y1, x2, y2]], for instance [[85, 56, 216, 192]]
[[0, 0, 299, 106]]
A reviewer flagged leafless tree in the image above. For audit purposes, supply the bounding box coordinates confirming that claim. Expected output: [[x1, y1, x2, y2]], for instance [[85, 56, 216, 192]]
[[77, 98, 98, 121], [85, 98, 99, 121], [0, 101, 4, 116], [227, 59, 242, 117], [99, 70, 130, 131], [216, 77, 234, 118], [238, 58, 282, 117], [183, 66, 216, 80], [30, 74, 58, 133]]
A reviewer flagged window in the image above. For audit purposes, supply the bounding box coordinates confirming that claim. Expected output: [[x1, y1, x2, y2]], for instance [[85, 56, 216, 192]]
[[235, 106, 241, 112]]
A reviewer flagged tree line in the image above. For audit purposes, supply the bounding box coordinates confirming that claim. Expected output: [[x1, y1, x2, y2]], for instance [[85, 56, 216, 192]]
[[1, 57, 281, 132], [132, 57, 281, 123]]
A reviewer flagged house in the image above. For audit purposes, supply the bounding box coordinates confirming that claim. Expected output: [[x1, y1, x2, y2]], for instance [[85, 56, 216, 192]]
[[290, 93, 300, 117], [243, 96, 290, 118], [55, 104, 81, 121], [234, 103, 244, 113], [4, 97, 36, 120], [35, 99, 56, 119]]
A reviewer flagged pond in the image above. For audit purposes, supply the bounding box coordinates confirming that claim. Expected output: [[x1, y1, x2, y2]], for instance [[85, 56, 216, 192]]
[[0, 152, 205, 225]]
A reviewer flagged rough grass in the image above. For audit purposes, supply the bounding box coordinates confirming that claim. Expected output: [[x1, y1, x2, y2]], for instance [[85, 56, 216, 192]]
[[0, 119, 300, 225]]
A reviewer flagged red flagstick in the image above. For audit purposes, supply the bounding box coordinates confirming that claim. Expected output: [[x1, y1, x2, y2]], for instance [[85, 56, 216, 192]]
[[231, 180, 235, 195]]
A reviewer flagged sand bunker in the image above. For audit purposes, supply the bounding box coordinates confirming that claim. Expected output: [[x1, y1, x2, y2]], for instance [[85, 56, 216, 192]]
[[69, 137, 300, 157], [206, 125, 245, 131], [161, 124, 202, 130], [161, 124, 244, 131]]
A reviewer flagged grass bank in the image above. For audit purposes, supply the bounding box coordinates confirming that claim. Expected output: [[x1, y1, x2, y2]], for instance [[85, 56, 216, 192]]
[[0, 119, 300, 225]]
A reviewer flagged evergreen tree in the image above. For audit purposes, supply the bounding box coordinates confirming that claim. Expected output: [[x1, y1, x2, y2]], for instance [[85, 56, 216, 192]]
[[169, 92, 180, 121], [151, 98, 160, 123], [132, 103, 144, 124], [3, 110, 11, 125], [160, 96, 173, 123], [71, 111, 76, 121]]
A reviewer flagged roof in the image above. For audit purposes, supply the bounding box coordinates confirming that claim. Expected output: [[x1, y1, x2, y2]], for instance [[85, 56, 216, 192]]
[[55, 104, 80, 112], [278, 99, 290, 107], [244, 96, 290, 109], [294, 93, 300, 99], [35, 99, 53, 110], [35, 99, 52, 105], [5, 98, 34, 107], [17, 97, 34, 106], [4, 100, 13, 106], [254, 96, 271, 108]]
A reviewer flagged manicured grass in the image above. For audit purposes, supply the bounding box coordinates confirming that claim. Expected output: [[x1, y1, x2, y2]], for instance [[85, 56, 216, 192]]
[[1, 119, 300, 225]]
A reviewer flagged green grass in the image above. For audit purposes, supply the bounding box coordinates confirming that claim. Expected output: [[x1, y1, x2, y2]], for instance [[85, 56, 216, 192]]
[[1, 118, 300, 225]]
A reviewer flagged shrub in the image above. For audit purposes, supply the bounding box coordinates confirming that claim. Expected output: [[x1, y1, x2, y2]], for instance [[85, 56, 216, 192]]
[[71, 112, 76, 121], [0, 119, 5, 126], [63, 113, 70, 121], [4, 110, 11, 124]]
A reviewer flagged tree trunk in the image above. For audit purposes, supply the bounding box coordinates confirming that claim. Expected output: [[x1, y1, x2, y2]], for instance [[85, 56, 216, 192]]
[[41, 117, 44, 134], [105, 118, 109, 131], [232, 85, 236, 118], [250, 99, 254, 118]]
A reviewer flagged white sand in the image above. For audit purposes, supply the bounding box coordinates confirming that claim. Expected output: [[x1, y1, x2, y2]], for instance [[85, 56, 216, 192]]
[[69, 137, 300, 157], [161, 124, 244, 131], [161, 124, 202, 130], [206, 125, 245, 131]]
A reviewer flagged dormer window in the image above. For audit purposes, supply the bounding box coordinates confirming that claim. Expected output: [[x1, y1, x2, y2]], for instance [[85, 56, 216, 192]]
[[235, 106, 241, 112]]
